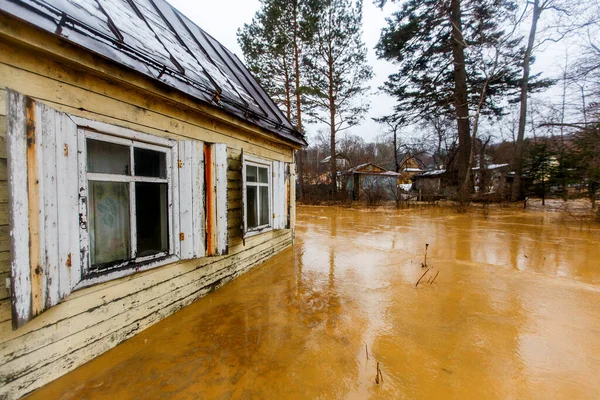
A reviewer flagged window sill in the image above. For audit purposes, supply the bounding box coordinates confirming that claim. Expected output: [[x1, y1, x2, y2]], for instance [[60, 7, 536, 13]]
[[244, 225, 274, 239], [74, 254, 180, 290]]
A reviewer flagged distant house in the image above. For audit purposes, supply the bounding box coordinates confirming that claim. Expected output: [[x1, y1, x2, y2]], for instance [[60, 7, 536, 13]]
[[472, 163, 510, 193], [397, 152, 424, 183], [0, 1, 306, 398], [320, 153, 351, 171], [413, 169, 447, 195], [413, 163, 513, 198], [344, 163, 401, 201]]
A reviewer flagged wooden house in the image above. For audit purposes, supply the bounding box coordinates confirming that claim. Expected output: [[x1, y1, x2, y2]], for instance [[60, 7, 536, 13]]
[[0, 0, 306, 398], [413, 169, 446, 194], [344, 163, 401, 201], [397, 152, 424, 184]]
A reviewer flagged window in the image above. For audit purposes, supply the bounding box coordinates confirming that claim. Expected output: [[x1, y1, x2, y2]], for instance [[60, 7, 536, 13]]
[[242, 154, 290, 238], [6, 91, 229, 327], [82, 131, 172, 274], [244, 160, 271, 231]]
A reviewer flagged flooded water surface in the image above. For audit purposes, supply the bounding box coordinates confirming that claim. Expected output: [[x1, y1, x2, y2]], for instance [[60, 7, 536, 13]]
[[29, 206, 600, 399]]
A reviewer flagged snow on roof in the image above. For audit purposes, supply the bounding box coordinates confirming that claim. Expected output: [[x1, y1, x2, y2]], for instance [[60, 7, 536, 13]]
[[471, 163, 509, 171], [1, 0, 306, 146], [346, 162, 391, 173], [320, 154, 349, 163], [347, 162, 371, 172], [418, 169, 446, 177], [343, 163, 401, 176]]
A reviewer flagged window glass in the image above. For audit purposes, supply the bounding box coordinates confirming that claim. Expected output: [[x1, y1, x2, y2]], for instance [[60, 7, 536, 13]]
[[246, 185, 258, 228], [258, 167, 269, 183], [246, 165, 257, 182], [135, 182, 168, 256], [89, 181, 130, 266], [134, 148, 166, 178], [87, 139, 130, 175], [259, 186, 269, 226]]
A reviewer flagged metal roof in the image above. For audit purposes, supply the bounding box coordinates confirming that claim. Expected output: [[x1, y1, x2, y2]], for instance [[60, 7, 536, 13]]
[[0, 0, 307, 146], [344, 163, 401, 176]]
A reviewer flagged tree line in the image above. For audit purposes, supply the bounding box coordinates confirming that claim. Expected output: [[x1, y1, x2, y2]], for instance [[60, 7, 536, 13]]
[[238, 0, 372, 198], [238, 0, 600, 208]]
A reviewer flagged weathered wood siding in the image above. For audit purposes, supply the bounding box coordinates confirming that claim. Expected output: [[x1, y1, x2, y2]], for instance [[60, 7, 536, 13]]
[[0, 20, 296, 400], [1, 89, 9, 324]]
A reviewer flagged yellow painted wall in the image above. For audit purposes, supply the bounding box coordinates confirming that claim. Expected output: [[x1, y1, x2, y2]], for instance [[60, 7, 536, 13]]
[[0, 17, 297, 399]]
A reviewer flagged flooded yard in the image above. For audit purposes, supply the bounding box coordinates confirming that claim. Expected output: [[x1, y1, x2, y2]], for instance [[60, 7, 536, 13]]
[[28, 205, 600, 399]]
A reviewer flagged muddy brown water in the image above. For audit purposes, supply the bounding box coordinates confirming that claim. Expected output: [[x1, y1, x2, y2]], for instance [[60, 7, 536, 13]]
[[28, 206, 600, 399]]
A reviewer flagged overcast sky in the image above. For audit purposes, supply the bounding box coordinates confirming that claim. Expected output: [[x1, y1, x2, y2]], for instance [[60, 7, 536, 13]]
[[166, 0, 574, 143]]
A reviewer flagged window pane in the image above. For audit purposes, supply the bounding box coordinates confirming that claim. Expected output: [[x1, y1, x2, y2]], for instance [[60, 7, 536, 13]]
[[135, 183, 169, 257], [89, 181, 130, 266], [259, 186, 269, 226], [246, 165, 257, 182], [246, 185, 257, 229], [87, 139, 130, 175], [134, 148, 166, 178], [258, 167, 269, 183]]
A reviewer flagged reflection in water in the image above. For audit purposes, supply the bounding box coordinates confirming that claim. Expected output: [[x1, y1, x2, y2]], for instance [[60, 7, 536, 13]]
[[28, 206, 600, 399]]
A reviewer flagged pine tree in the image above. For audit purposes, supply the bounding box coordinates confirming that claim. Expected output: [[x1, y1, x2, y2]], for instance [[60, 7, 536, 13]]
[[303, 0, 373, 196], [238, 1, 296, 119], [238, 0, 310, 195], [376, 0, 552, 204]]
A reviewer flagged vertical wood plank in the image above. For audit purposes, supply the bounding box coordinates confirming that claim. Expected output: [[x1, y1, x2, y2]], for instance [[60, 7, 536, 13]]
[[285, 162, 290, 229], [56, 112, 81, 298], [241, 149, 247, 240], [271, 161, 279, 229], [279, 161, 285, 228], [6, 90, 31, 328], [39, 104, 58, 307], [27, 96, 45, 317], [290, 162, 296, 231], [204, 144, 215, 255], [178, 141, 193, 259], [77, 129, 90, 280], [272, 160, 280, 229], [169, 145, 180, 259], [193, 141, 205, 257], [214, 143, 228, 255]]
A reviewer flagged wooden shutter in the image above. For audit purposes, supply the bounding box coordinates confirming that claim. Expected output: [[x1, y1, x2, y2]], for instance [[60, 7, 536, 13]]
[[285, 163, 291, 229], [178, 140, 205, 259], [241, 151, 248, 239], [6, 90, 81, 329], [289, 162, 296, 230], [205, 143, 228, 256], [272, 160, 287, 230]]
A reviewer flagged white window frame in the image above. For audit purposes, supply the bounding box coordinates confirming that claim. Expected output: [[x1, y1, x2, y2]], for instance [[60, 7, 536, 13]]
[[243, 155, 273, 237], [73, 117, 180, 288]]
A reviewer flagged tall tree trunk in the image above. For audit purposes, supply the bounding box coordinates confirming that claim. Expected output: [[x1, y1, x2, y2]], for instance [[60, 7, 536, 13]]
[[393, 127, 399, 172], [450, 0, 471, 207], [478, 137, 490, 193], [329, 59, 337, 197], [512, 0, 541, 201], [283, 53, 292, 121], [292, 2, 306, 200]]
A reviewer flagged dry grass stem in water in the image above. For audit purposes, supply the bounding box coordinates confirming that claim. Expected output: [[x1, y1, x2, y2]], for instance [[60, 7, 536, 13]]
[[375, 361, 384, 384], [430, 270, 440, 284], [415, 269, 430, 287], [422, 243, 430, 268]]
